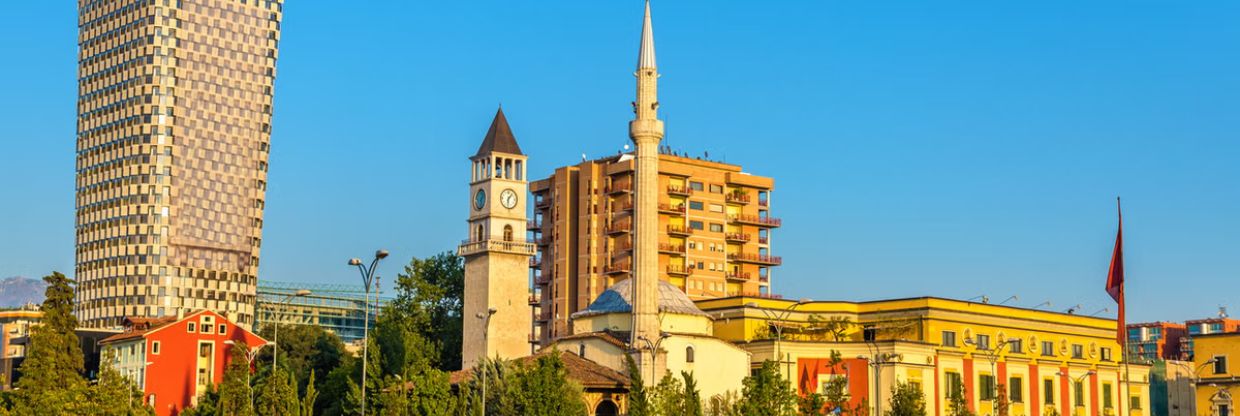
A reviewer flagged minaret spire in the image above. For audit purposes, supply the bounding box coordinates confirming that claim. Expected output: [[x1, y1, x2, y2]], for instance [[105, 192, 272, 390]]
[[628, 0, 665, 386]]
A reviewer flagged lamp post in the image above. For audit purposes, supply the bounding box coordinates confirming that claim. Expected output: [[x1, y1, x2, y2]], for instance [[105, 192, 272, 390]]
[[1167, 358, 1217, 416], [636, 331, 671, 383], [476, 307, 497, 411], [271, 289, 311, 372], [859, 351, 901, 416], [348, 249, 388, 416], [746, 298, 811, 377], [1057, 370, 1097, 411], [224, 340, 267, 408], [965, 336, 1015, 414]]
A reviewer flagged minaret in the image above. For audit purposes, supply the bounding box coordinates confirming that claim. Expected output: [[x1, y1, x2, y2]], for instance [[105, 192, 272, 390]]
[[629, 0, 665, 381]]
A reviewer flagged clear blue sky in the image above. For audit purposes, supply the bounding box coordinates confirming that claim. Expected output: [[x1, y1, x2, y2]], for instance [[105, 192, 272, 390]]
[[2, 1, 1236, 323]]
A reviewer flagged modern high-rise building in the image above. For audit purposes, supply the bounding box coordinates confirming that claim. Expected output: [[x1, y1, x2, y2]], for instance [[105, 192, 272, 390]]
[[74, 0, 284, 328]]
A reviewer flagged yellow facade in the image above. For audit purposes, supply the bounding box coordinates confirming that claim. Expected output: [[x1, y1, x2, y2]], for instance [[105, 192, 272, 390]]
[[1192, 333, 1238, 416], [699, 296, 1152, 416], [76, 0, 284, 328], [529, 154, 778, 343]]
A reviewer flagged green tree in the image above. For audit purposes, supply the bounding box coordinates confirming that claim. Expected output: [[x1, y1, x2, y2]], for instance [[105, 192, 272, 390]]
[[255, 323, 346, 395], [737, 360, 797, 416], [389, 252, 466, 370], [14, 272, 88, 415], [180, 385, 220, 416], [798, 393, 826, 416], [886, 381, 926, 416], [993, 383, 1009, 416], [946, 380, 974, 416], [86, 349, 155, 416], [315, 355, 358, 416], [218, 341, 255, 416], [707, 391, 742, 416], [255, 366, 299, 416], [301, 372, 319, 416], [406, 368, 457, 416], [497, 354, 587, 416], [626, 355, 653, 416], [821, 351, 850, 415], [683, 371, 704, 416], [652, 372, 686, 416]]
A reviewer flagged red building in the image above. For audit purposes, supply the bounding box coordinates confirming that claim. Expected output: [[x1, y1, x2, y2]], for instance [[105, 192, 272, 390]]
[[99, 310, 267, 416], [1127, 321, 1189, 361]]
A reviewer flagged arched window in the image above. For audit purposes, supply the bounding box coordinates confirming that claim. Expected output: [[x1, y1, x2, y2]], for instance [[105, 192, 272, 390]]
[[686, 345, 695, 363], [578, 343, 586, 358], [476, 224, 484, 242], [503, 225, 514, 242]]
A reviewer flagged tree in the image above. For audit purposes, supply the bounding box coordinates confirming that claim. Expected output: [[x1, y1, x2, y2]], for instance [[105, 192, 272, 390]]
[[498, 354, 588, 416], [652, 372, 686, 416], [821, 351, 850, 415], [707, 391, 742, 416], [14, 272, 88, 415], [805, 315, 853, 342], [389, 252, 466, 370], [946, 381, 974, 416], [255, 366, 299, 416], [86, 349, 155, 416], [626, 355, 653, 416], [798, 393, 826, 416], [887, 381, 926, 416], [301, 372, 319, 416], [255, 323, 346, 395], [683, 371, 704, 416], [316, 356, 358, 416], [179, 385, 220, 416], [406, 368, 457, 416], [737, 360, 797, 416], [218, 341, 255, 416], [993, 383, 1010, 416]]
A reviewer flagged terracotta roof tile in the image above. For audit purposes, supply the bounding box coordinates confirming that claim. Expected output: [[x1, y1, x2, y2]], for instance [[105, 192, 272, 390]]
[[450, 351, 628, 389]]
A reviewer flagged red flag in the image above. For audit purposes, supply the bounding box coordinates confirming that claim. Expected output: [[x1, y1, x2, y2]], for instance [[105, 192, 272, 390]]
[[1105, 198, 1125, 345]]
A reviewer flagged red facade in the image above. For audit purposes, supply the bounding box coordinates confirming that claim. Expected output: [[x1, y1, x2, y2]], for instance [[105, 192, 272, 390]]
[[796, 357, 871, 411], [100, 310, 267, 416]]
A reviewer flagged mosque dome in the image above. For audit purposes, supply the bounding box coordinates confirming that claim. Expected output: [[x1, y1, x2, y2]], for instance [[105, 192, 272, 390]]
[[571, 279, 709, 319]]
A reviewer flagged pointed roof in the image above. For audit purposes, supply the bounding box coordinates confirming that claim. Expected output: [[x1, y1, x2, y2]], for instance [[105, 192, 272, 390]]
[[637, 0, 656, 69], [474, 107, 523, 157]]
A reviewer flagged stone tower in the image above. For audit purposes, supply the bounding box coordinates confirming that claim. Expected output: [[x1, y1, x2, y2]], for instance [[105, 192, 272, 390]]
[[629, 0, 666, 380], [460, 108, 536, 369]]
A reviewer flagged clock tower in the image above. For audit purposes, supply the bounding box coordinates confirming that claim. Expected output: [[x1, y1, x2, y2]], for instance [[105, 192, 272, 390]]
[[459, 107, 535, 369]]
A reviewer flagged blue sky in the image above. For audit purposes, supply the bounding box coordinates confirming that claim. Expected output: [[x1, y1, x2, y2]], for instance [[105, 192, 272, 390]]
[[1, 1, 1236, 322]]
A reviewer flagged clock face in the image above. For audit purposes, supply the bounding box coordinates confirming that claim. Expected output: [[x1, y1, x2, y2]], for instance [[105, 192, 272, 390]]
[[474, 189, 486, 211], [500, 189, 518, 209]]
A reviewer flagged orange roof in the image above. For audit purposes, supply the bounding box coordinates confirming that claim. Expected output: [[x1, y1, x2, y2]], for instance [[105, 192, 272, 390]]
[[100, 315, 180, 344], [449, 350, 629, 389]]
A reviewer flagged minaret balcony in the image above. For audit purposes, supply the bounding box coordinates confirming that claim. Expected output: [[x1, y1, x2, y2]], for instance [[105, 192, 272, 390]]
[[658, 243, 685, 255], [667, 185, 693, 196], [726, 193, 751, 205], [658, 203, 686, 215], [728, 253, 782, 266], [729, 214, 782, 228], [724, 233, 751, 243], [458, 239, 537, 257], [666, 265, 695, 276], [667, 225, 694, 236], [606, 183, 633, 194]]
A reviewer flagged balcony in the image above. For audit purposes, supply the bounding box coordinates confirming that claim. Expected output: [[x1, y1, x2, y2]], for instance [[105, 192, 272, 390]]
[[758, 236, 769, 245], [535, 275, 551, 286], [535, 198, 551, 209], [658, 243, 686, 255], [606, 183, 633, 194], [606, 221, 631, 235], [724, 233, 751, 243], [528, 294, 540, 306], [728, 252, 782, 266], [529, 258, 540, 268], [666, 265, 695, 276], [726, 271, 751, 281], [616, 201, 633, 212], [759, 275, 770, 283], [458, 239, 537, 257], [758, 199, 769, 207], [740, 291, 783, 300], [726, 193, 751, 205], [658, 203, 686, 215], [604, 262, 632, 275], [527, 220, 542, 230], [730, 214, 782, 228], [528, 333, 539, 344], [536, 236, 552, 246], [667, 185, 693, 196], [667, 225, 694, 236]]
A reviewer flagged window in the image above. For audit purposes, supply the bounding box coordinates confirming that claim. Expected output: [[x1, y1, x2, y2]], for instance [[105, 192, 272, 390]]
[[578, 344, 586, 358], [709, 184, 724, 193], [1041, 341, 1055, 356], [1072, 344, 1084, 359], [1044, 379, 1055, 404], [686, 346, 695, 363], [709, 204, 724, 213], [689, 181, 704, 191], [202, 323, 213, 334], [689, 201, 704, 211], [979, 375, 995, 400], [199, 343, 212, 358], [503, 225, 513, 242], [188, 322, 196, 332], [976, 334, 991, 350], [1219, 404, 1231, 416], [1100, 347, 1112, 361], [942, 331, 957, 347], [945, 372, 963, 398], [218, 324, 226, 335], [1009, 339, 1023, 353], [1009, 377, 1023, 402], [1074, 381, 1084, 407], [709, 223, 724, 233], [1215, 355, 1228, 374], [151, 341, 161, 355], [1103, 383, 1113, 408], [689, 221, 704, 230], [1129, 396, 1141, 410]]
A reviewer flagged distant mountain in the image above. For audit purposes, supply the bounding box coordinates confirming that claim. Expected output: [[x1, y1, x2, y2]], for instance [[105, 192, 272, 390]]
[[0, 277, 46, 309]]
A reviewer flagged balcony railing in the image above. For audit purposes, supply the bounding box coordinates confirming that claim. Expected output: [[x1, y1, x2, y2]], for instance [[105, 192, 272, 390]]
[[604, 262, 632, 275], [667, 185, 693, 196], [536, 236, 552, 246], [528, 295, 540, 305], [728, 252, 782, 265], [458, 239, 537, 257], [724, 233, 751, 243], [526, 220, 542, 230], [759, 275, 770, 283], [606, 183, 633, 194], [658, 243, 686, 255], [535, 198, 551, 209], [529, 258, 541, 268], [658, 203, 686, 214], [726, 271, 751, 281], [730, 214, 782, 228], [667, 225, 694, 236], [667, 265, 695, 276], [616, 201, 633, 211], [758, 236, 769, 245], [726, 193, 751, 204], [607, 222, 632, 235], [758, 199, 769, 207], [740, 291, 783, 299]]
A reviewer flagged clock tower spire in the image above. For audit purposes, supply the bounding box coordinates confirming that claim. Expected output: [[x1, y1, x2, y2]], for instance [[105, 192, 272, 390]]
[[460, 107, 535, 369]]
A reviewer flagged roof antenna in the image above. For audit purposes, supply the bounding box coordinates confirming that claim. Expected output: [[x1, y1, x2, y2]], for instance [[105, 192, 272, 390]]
[[1221, 306, 1230, 319]]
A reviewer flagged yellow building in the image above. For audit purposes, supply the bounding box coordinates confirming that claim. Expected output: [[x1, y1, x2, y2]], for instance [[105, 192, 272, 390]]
[[75, 0, 284, 328], [699, 296, 1152, 416], [1192, 332, 1238, 416], [529, 152, 778, 344]]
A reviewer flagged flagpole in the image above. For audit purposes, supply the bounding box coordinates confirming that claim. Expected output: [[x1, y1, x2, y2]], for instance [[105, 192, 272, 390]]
[[1116, 196, 1131, 416]]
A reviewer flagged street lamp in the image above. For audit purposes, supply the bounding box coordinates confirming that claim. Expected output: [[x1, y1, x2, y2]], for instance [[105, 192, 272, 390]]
[[271, 289, 311, 372], [965, 336, 1017, 414], [476, 307, 497, 411], [859, 351, 902, 416], [224, 340, 268, 407], [348, 249, 388, 416], [1167, 358, 1217, 416], [635, 331, 671, 383], [746, 297, 812, 377], [1057, 369, 1097, 411]]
